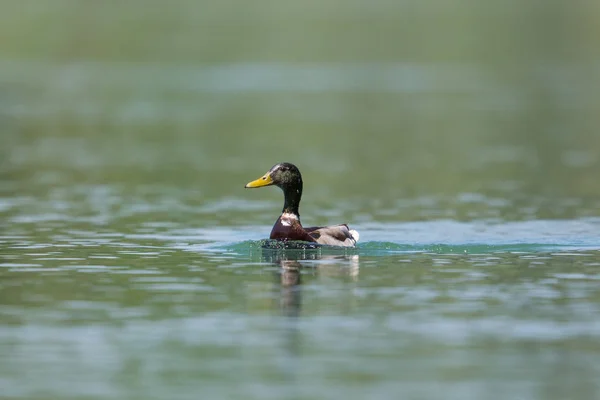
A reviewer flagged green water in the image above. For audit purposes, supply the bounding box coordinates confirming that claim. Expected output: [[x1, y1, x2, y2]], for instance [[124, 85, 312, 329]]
[[2, 1, 600, 399]]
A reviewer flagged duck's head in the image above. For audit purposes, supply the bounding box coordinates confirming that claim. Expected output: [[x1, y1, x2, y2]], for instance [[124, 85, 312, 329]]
[[245, 162, 302, 191]]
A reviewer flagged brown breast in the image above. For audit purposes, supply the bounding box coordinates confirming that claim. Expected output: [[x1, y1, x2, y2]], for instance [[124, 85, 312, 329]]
[[270, 214, 316, 242]]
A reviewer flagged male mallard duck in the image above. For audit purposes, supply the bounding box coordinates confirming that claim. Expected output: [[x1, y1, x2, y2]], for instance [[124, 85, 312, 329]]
[[245, 162, 359, 247]]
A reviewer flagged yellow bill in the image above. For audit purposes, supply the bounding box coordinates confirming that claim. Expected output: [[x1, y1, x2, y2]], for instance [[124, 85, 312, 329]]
[[245, 172, 274, 188]]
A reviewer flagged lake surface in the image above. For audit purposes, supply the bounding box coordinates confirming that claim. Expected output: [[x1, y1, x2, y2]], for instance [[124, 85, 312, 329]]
[[2, 1, 600, 399]]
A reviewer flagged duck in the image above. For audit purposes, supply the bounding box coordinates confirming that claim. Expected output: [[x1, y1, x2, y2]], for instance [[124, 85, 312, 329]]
[[245, 162, 359, 247]]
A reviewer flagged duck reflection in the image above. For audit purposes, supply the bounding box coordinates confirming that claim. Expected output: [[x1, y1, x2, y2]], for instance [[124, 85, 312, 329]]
[[260, 247, 360, 318], [255, 247, 361, 366], [278, 260, 302, 318]]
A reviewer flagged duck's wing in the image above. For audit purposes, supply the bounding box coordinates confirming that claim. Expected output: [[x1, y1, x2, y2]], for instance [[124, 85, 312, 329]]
[[305, 224, 359, 247]]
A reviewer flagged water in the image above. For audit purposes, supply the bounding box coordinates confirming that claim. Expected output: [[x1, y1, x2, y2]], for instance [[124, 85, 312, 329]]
[[2, 1, 600, 399], [2, 217, 600, 399]]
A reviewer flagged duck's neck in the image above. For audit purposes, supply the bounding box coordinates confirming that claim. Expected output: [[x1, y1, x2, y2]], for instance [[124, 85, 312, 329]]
[[282, 183, 302, 217]]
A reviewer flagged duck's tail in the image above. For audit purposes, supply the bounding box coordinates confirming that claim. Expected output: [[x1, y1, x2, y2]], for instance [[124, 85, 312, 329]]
[[349, 229, 360, 244]]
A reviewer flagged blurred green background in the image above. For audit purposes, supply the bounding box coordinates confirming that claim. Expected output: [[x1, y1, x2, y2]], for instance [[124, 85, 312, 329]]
[[3, 0, 600, 224]]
